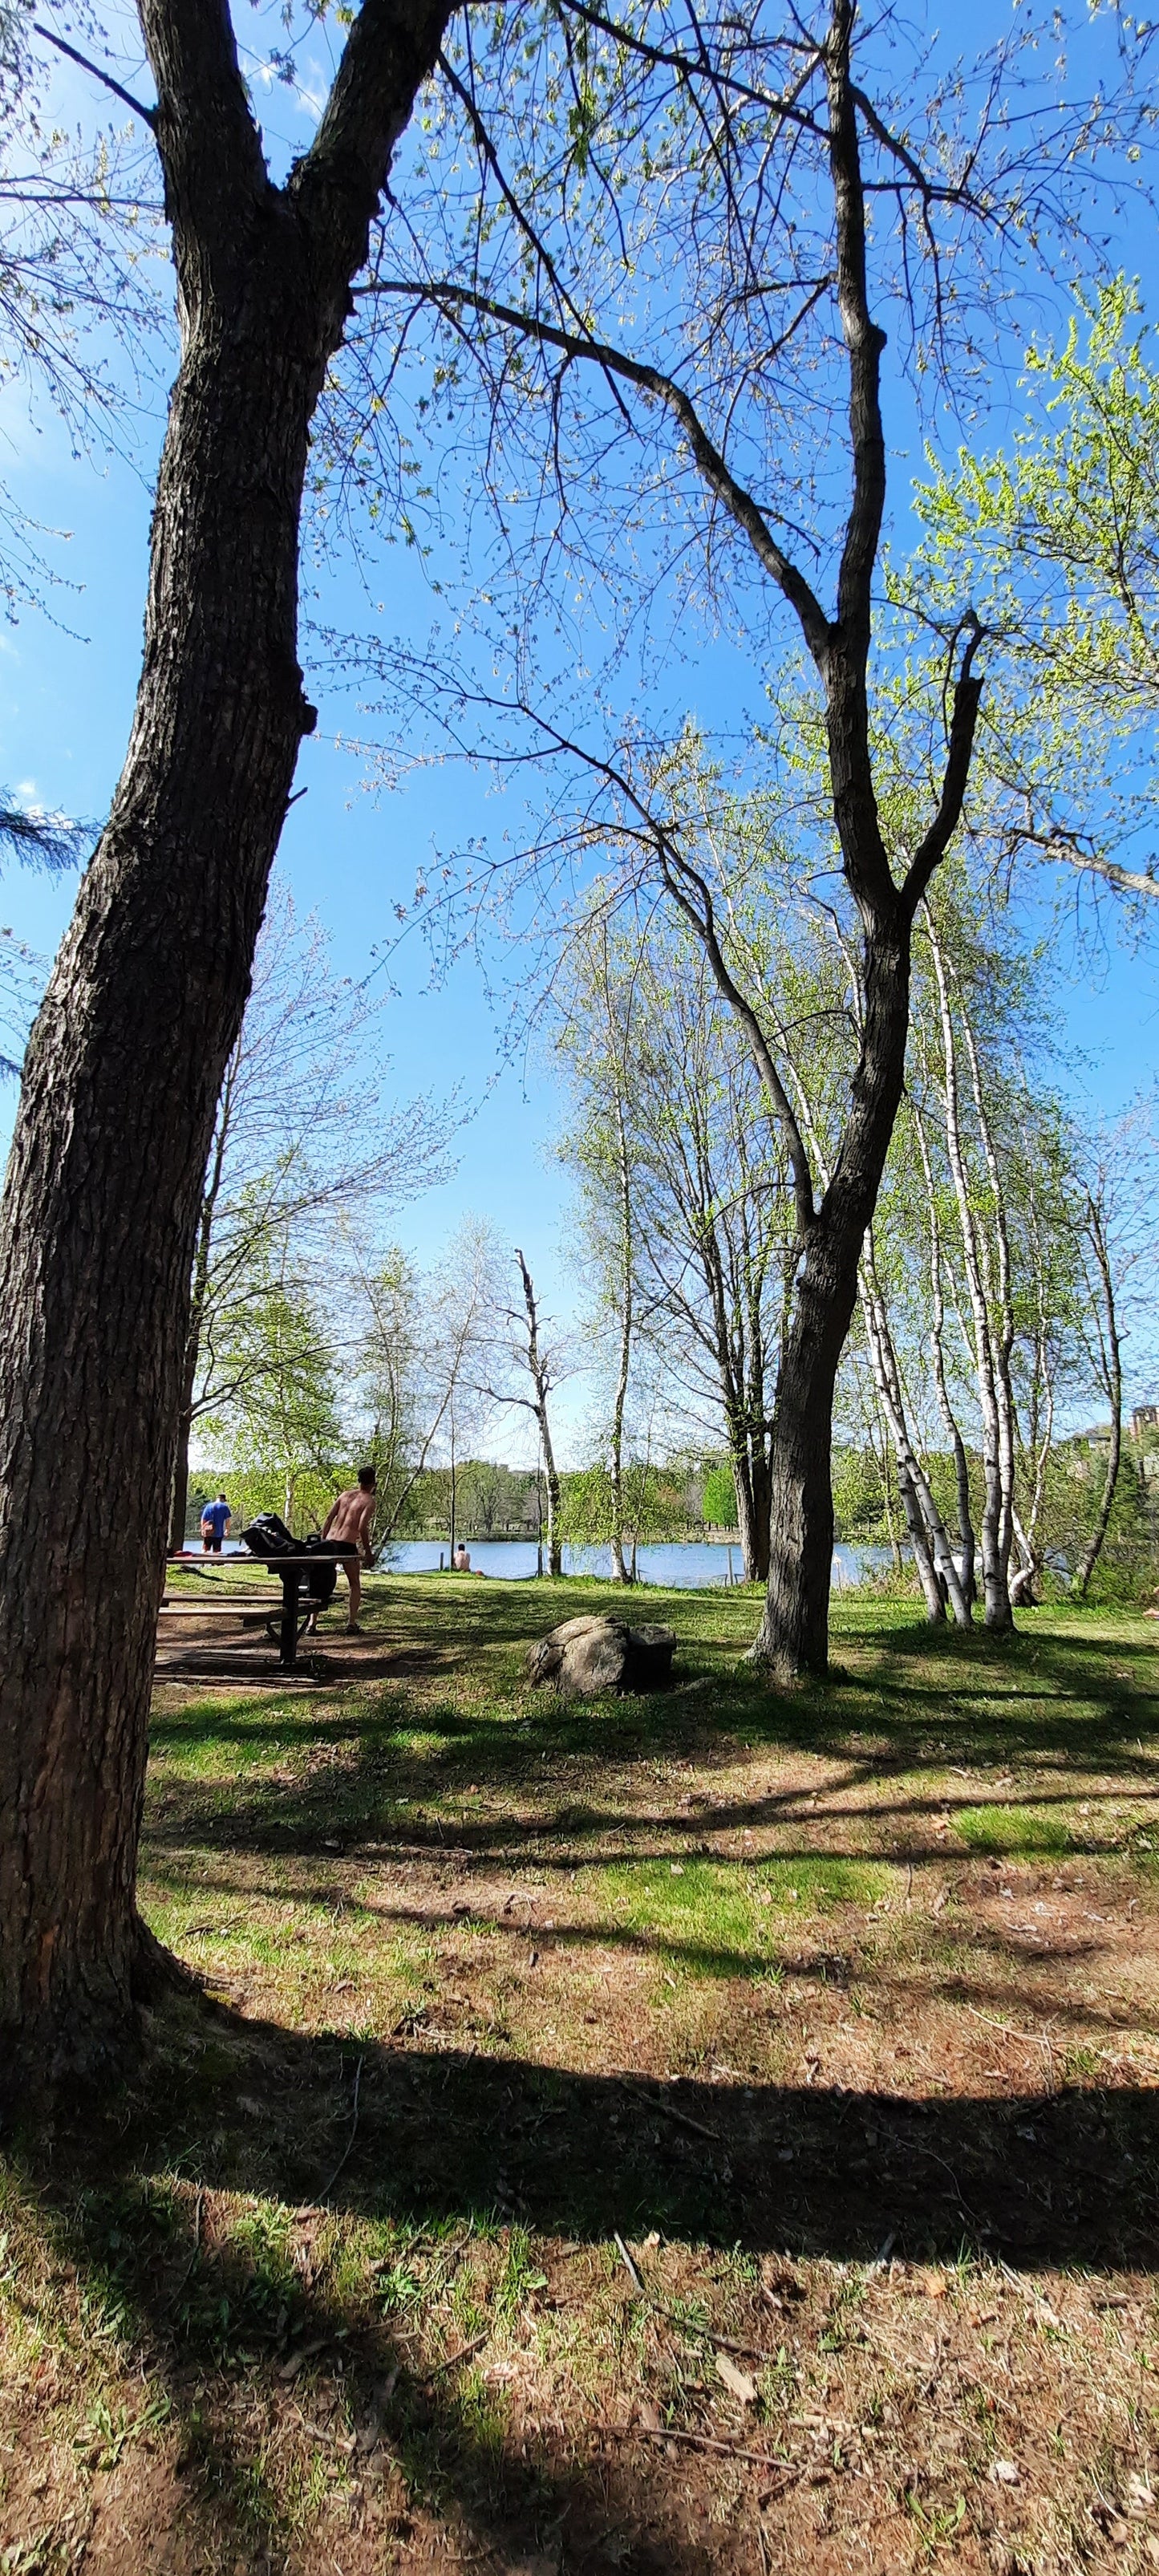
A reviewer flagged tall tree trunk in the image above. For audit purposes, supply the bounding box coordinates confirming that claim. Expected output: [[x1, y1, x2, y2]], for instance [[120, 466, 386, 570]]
[[913, 1094, 976, 1610], [1009, 1196, 1055, 1608], [751, 916, 914, 1677], [515, 1250, 563, 1577], [958, 995, 1019, 1623], [448, 1414, 457, 1567], [543, 1441, 563, 1580], [608, 1091, 634, 1583], [168, 1036, 240, 1550], [0, 323, 315, 2083], [924, 911, 1013, 1632], [633, 2, 982, 1677], [0, 0, 452, 2087], [1075, 1192, 1123, 1597], [862, 1292, 943, 1624], [169, 1413, 193, 1553], [730, 1431, 772, 1583], [858, 1244, 970, 1625], [168, 1243, 210, 1556], [733, 1450, 759, 1584]]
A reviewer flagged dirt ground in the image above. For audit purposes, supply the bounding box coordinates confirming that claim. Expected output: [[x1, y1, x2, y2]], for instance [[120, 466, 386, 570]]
[[2, 1576, 1158, 2573]]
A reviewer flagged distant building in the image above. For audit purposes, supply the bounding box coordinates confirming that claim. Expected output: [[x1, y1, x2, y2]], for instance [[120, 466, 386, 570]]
[[1132, 1404, 1159, 1438]]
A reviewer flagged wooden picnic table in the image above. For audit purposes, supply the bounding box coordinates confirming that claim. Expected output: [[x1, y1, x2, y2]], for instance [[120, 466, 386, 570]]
[[165, 1549, 347, 1670]]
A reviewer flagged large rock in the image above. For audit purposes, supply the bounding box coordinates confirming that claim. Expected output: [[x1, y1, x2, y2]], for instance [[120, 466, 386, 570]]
[[526, 1613, 676, 1699]]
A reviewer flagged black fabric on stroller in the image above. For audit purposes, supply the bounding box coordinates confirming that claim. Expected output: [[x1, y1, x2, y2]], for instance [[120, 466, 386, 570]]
[[239, 1517, 346, 1609], [240, 1511, 295, 1556]]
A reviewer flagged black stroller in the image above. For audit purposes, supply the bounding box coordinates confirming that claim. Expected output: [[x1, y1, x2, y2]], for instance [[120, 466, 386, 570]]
[[238, 1514, 351, 1665]]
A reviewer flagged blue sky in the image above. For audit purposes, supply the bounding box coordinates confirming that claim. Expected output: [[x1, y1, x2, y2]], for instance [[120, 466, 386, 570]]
[[2, 2, 1158, 1458]]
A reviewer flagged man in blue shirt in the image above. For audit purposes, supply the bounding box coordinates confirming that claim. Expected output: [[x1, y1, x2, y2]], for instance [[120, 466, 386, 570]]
[[200, 1492, 232, 1554]]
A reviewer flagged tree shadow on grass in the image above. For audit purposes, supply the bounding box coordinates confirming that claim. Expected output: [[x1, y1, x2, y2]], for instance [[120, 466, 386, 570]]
[[8, 1990, 1159, 2570], [149, 1609, 1159, 1818], [143, 1845, 1149, 2034]]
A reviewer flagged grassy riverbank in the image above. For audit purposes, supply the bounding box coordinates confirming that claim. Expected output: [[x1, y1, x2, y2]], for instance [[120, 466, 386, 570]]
[[3, 1579, 1159, 2572]]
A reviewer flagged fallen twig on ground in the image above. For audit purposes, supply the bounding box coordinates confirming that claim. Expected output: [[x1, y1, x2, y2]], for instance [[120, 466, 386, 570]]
[[638, 2422, 786, 2470], [426, 2332, 489, 2378], [318, 2055, 363, 2199], [615, 2231, 774, 2362]]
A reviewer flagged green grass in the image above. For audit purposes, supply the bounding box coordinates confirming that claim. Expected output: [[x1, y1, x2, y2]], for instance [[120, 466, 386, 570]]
[[3, 1580, 1159, 2574], [954, 1802, 1077, 1857]]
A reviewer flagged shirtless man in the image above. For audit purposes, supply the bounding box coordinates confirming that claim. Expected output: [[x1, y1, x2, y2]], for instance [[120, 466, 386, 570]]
[[320, 1465, 377, 1633]]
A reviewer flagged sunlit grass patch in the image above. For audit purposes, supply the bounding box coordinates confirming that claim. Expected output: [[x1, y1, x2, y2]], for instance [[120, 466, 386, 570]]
[[596, 1857, 769, 1978], [751, 1853, 895, 1911], [593, 1852, 894, 1980], [954, 1803, 1075, 1858]]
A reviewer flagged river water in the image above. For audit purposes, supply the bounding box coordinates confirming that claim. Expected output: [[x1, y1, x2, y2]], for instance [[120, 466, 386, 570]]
[[374, 1537, 890, 1589]]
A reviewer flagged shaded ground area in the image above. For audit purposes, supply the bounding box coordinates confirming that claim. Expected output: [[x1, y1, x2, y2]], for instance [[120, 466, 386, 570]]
[[3, 1577, 1159, 2572]]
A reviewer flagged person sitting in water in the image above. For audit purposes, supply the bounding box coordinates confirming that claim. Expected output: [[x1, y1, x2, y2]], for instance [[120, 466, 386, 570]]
[[200, 1491, 232, 1554], [452, 1541, 471, 1572]]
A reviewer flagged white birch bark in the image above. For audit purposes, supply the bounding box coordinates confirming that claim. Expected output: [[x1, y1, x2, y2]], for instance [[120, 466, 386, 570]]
[[923, 910, 1014, 1629]]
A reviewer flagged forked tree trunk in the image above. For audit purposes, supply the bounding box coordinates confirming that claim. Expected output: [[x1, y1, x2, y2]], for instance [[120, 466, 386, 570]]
[[0, 0, 451, 2088]]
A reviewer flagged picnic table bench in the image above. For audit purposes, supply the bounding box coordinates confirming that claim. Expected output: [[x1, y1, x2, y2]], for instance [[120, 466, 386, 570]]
[[164, 1548, 348, 1670]]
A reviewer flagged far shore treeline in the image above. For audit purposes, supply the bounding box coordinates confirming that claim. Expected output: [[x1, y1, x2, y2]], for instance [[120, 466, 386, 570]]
[[190, 1421, 1159, 1604]]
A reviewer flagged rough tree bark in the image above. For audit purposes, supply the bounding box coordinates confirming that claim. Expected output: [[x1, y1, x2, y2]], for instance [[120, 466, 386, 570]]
[[733, 1439, 772, 1587], [0, 0, 453, 2089]]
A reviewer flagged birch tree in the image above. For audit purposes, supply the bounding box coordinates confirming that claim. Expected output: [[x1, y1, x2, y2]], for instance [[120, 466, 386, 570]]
[[557, 905, 792, 1584], [356, 1216, 502, 1550], [553, 917, 641, 1583], [482, 1251, 566, 1578]]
